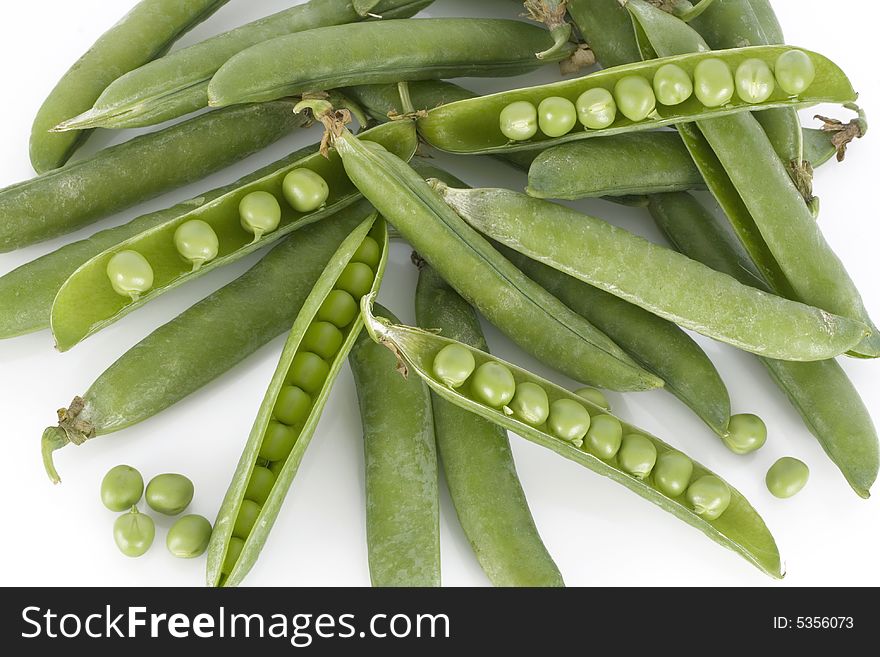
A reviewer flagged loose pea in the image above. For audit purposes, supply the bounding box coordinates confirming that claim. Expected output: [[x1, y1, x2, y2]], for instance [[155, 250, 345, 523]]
[[652, 63, 693, 106], [766, 457, 809, 499], [259, 421, 298, 462], [274, 385, 312, 426], [723, 413, 767, 455], [537, 96, 577, 138], [614, 76, 656, 122], [316, 289, 358, 327], [575, 387, 611, 411], [585, 414, 622, 459], [239, 190, 281, 241], [166, 514, 213, 559], [618, 434, 657, 479], [499, 100, 538, 141], [548, 399, 591, 443], [508, 382, 550, 425], [351, 236, 381, 269], [173, 219, 219, 271], [282, 168, 330, 213], [113, 507, 155, 558], [145, 473, 194, 516], [432, 344, 476, 388], [106, 250, 153, 300], [223, 537, 245, 575], [287, 352, 330, 394], [100, 464, 144, 512], [774, 50, 815, 96], [233, 499, 262, 539], [694, 58, 735, 107], [653, 451, 693, 497], [336, 262, 375, 300], [575, 87, 617, 129], [686, 475, 731, 520], [471, 362, 516, 408], [735, 59, 775, 104], [301, 321, 345, 360], [245, 466, 276, 506]]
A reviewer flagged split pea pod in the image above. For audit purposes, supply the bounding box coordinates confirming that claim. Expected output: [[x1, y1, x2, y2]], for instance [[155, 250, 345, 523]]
[[55, 0, 432, 131], [361, 297, 783, 578], [2, 101, 305, 253], [207, 215, 389, 587], [48, 120, 416, 352], [350, 304, 440, 587], [40, 204, 374, 484], [415, 263, 563, 587], [29, 0, 228, 172], [207, 19, 575, 108]]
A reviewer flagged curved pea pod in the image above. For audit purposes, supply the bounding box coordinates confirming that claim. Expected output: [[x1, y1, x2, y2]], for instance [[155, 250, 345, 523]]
[[2, 101, 305, 253], [350, 304, 440, 587], [566, 0, 643, 68], [207, 19, 575, 108], [416, 45, 855, 155], [40, 204, 374, 484], [207, 215, 389, 587], [48, 120, 416, 352], [435, 184, 867, 361], [361, 296, 783, 578]]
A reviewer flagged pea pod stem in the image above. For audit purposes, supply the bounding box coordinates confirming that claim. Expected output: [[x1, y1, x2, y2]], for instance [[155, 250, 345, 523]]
[[521, 1, 573, 60]]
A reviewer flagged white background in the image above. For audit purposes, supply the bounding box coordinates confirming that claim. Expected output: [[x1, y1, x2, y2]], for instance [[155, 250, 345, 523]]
[[0, 0, 878, 587]]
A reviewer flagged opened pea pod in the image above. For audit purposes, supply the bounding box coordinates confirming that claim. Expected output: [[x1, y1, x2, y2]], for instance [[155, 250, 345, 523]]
[[207, 215, 389, 587]]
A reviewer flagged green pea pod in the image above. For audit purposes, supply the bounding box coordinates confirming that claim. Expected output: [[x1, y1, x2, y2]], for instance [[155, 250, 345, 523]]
[[566, 0, 643, 68], [207, 214, 389, 587], [361, 296, 783, 578], [415, 263, 563, 587], [49, 120, 416, 352], [2, 101, 305, 253], [207, 19, 575, 108], [354, 0, 384, 15], [520, 1, 572, 60], [29, 0, 229, 172], [650, 192, 879, 498], [40, 204, 375, 484], [350, 303, 440, 587]]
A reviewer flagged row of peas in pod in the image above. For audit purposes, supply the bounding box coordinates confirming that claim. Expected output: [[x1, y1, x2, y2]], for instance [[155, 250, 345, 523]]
[[499, 49, 816, 141], [104, 169, 332, 301], [432, 344, 732, 520], [220, 233, 382, 576]]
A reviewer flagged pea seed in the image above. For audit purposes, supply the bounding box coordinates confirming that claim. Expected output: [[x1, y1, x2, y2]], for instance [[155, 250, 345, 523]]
[[774, 50, 815, 96], [471, 361, 516, 408], [686, 475, 731, 520], [508, 382, 550, 425], [766, 457, 809, 499], [574, 387, 611, 411], [233, 499, 262, 539], [268, 460, 285, 477], [274, 385, 312, 426], [287, 352, 330, 394], [245, 466, 276, 506], [433, 344, 476, 388], [575, 87, 617, 129], [351, 236, 381, 269], [259, 421, 298, 462], [537, 96, 577, 138], [106, 250, 154, 300], [301, 321, 345, 360], [653, 451, 693, 497], [499, 100, 538, 141], [652, 63, 693, 106], [113, 507, 155, 558], [723, 413, 767, 455], [100, 464, 144, 512], [548, 399, 591, 443], [336, 262, 375, 299], [282, 168, 329, 213], [239, 190, 281, 241], [223, 537, 245, 575], [584, 414, 622, 459], [316, 289, 358, 327], [735, 58, 775, 103], [166, 514, 212, 559], [173, 219, 219, 271], [618, 434, 657, 479], [614, 76, 656, 122], [145, 473, 194, 516], [694, 58, 735, 107]]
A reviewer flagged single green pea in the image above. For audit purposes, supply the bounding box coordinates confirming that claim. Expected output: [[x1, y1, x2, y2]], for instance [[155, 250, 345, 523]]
[[301, 321, 345, 360], [166, 514, 213, 559], [686, 475, 731, 520], [274, 385, 312, 426], [574, 387, 611, 411], [100, 465, 144, 512], [287, 352, 330, 394], [432, 344, 476, 388], [336, 262, 375, 300], [233, 499, 262, 539], [113, 507, 155, 558], [576, 87, 617, 129], [145, 473, 194, 516], [106, 250, 154, 300], [653, 451, 693, 498], [537, 96, 577, 138], [499, 100, 538, 141], [775, 50, 815, 96], [351, 236, 381, 269], [222, 537, 245, 574], [584, 414, 622, 460], [471, 361, 516, 408], [548, 399, 591, 443], [282, 168, 330, 213], [694, 58, 735, 107], [268, 460, 284, 477], [614, 76, 656, 122], [508, 382, 550, 426], [316, 289, 358, 328], [735, 58, 775, 104], [652, 63, 693, 106], [239, 190, 282, 242], [618, 434, 657, 479], [766, 457, 809, 499], [723, 413, 767, 455], [173, 219, 219, 272], [245, 466, 276, 506], [259, 421, 298, 462]]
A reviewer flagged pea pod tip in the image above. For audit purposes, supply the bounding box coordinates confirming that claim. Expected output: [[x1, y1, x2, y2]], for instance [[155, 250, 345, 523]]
[[41, 426, 68, 484]]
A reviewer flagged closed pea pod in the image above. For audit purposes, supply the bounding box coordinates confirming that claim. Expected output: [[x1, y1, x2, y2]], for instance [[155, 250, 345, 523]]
[[766, 457, 809, 499]]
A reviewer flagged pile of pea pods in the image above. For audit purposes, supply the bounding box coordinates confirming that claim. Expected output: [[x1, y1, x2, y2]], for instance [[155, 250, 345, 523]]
[[1, 0, 876, 586]]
